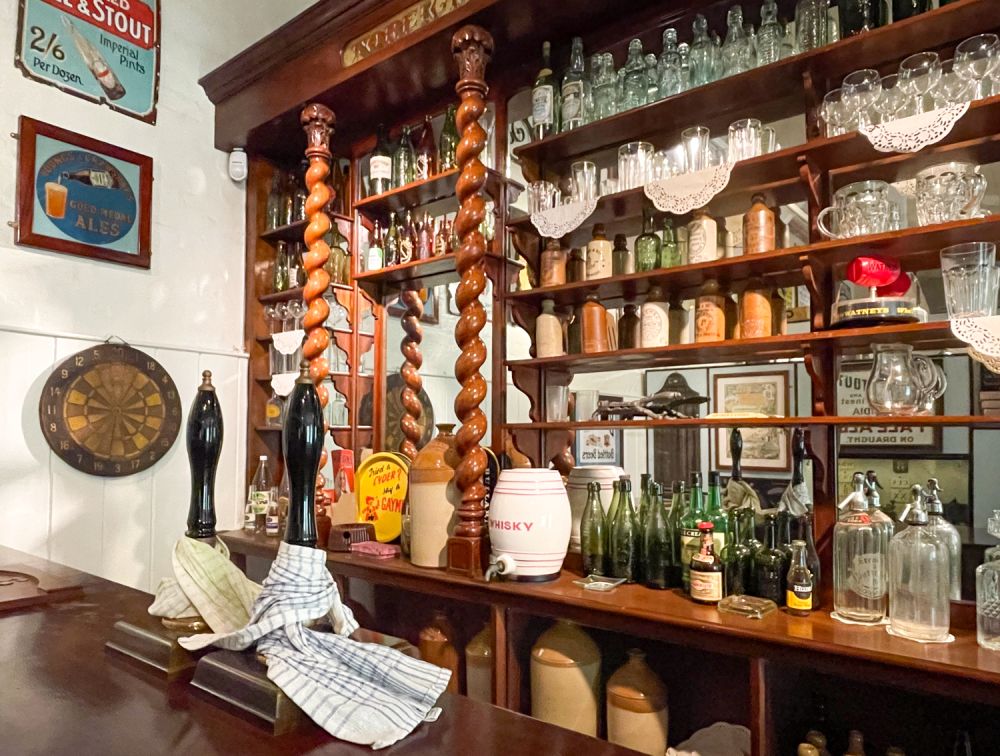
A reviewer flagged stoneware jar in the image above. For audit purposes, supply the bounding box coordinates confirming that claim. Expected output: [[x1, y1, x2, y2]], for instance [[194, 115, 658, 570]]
[[489, 468, 571, 581], [565, 465, 625, 553], [465, 623, 493, 704], [531, 620, 601, 736], [418, 611, 459, 693], [536, 299, 565, 358], [606, 649, 669, 755], [408, 424, 460, 568]]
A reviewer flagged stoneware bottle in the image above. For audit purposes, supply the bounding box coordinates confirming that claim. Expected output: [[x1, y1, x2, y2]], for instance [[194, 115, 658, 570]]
[[581, 293, 610, 353], [640, 285, 670, 348], [739, 277, 772, 339], [695, 279, 727, 343], [409, 424, 461, 568], [186, 370, 223, 540], [743, 193, 776, 254], [687, 207, 719, 264], [540, 239, 567, 287], [586, 223, 613, 280], [530, 620, 601, 736], [465, 622, 493, 704], [536, 299, 565, 357], [418, 611, 459, 694], [606, 649, 669, 756]]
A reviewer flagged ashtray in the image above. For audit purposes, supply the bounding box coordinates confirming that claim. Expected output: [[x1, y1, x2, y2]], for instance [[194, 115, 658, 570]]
[[717, 594, 777, 619], [572, 575, 627, 592]]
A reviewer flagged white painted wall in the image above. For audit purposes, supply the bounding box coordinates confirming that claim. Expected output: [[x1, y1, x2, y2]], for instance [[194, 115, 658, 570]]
[[0, 1, 311, 591]]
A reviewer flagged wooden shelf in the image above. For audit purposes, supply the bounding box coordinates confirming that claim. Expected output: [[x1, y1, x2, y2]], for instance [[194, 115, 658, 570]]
[[258, 282, 352, 305], [354, 168, 519, 218], [356, 253, 522, 299], [506, 321, 959, 374], [259, 213, 353, 244], [217, 530, 1000, 705], [508, 215, 1000, 308], [505, 415, 1000, 431]]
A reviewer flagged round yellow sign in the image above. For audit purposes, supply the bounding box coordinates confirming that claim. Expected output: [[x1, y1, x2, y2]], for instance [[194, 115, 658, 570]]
[[355, 452, 409, 542]]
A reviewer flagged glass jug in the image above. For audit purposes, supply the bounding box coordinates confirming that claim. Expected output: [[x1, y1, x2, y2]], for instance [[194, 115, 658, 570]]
[[865, 343, 946, 416]]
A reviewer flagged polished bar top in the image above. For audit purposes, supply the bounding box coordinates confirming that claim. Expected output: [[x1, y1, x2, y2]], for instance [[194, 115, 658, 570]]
[[0, 546, 636, 755]]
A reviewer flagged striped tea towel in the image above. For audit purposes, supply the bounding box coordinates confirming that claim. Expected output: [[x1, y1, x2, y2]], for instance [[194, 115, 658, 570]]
[[178, 541, 451, 749], [149, 537, 261, 633]]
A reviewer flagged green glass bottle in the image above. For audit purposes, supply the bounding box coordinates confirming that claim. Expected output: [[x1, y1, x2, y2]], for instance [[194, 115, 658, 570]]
[[660, 218, 681, 267], [580, 482, 607, 576], [643, 482, 670, 589], [740, 506, 762, 589], [754, 513, 786, 605], [606, 478, 623, 532], [272, 241, 290, 293], [721, 507, 751, 596], [439, 104, 459, 171], [679, 472, 706, 590], [384, 211, 400, 267], [609, 478, 638, 582], [776, 509, 794, 581], [634, 209, 661, 272], [705, 471, 729, 553], [637, 473, 652, 532], [392, 125, 416, 187], [666, 480, 687, 587]]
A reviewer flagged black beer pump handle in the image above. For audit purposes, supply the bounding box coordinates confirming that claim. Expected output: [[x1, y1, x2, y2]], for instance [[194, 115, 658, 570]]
[[730, 428, 742, 482], [792, 427, 806, 486]]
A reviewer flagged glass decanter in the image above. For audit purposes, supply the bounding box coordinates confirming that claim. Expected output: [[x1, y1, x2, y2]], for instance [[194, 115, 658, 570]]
[[621, 39, 648, 110], [889, 507, 951, 642], [722, 5, 753, 77], [689, 14, 713, 87], [658, 28, 682, 97], [865, 343, 943, 416], [834, 491, 887, 622], [977, 510, 1000, 650]]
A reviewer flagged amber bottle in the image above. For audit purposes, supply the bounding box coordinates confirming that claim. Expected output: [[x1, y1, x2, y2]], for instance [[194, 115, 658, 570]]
[[581, 293, 610, 353], [739, 277, 772, 339], [743, 193, 776, 255], [540, 239, 568, 287], [695, 279, 727, 343]]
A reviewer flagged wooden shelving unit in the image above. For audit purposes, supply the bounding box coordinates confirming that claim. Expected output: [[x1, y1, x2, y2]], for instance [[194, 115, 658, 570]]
[[355, 168, 519, 218]]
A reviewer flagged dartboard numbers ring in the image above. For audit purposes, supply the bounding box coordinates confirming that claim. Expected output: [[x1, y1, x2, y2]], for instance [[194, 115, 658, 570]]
[[39, 344, 182, 477]]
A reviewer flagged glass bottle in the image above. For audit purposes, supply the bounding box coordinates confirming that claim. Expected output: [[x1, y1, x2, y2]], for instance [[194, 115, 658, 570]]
[[567, 247, 586, 283], [561, 37, 590, 131], [798, 510, 822, 609], [272, 241, 290, 293], [417, 211, 434, 261], [439, 105, 459, 171], [592, 53, 618, 121], [677, 43, 691, 91], [586, 224, 613, 280], [398, 210, 416, 264], [621, 39, 648, 111], [613, 233, 635, 276], [705, 471, 728, 552], [711, 31, 725, 82], [757, 1, 782, 65], [862, 471, 895, 559], [741, 506, 762, 590], [838, 0, 887, 37], [280, 173, 295, 227], [581, 482, 608, 576], [795, 0, 829, 53], [637, 474, 652, 532], [415, 116, 437, 180], [247, 455, 272, 536], [660, 218, 680, 268], [644, 482, 671, 589], [265, 172, 283, 230], [531, 42, 558, 140], [265, 493, 281, 537], [610, 477, 638, 582], [392, 125, 416, 187], [635, 210, 661, 273], [689, 14, 713, 88], [384, 212, 400, 267], [679, 472, 706, 590], [618, 304, 641, 350], [667, 481, 686, 587], [641, 285, 670, 349], [690, 522, 724, 604], [292, 162, 308, 221], [834, 491, 887, 623], [264, 390, 283, 428], [892, 0, 927, 18], [924, 484, 961, 601], [754, 513, 786, 604], [721, 507, 752, 596], [889, 508, 951, 642], [722, 5, 753, 77], [786, 540, 815, 616], [366, 220, 383, 272], [607, 478, 623, 531], [977, 510, 1000, 650], [658, 28, 682, 98], [645, 53, 661, 103], [369, 124, 394, 196], [687, 208, 719, 264]]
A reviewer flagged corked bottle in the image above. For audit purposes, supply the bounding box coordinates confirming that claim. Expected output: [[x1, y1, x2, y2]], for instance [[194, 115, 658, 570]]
[[540, 239, 567, 287], [618, 303, 642, 350], [535, 299, 565, 357], [567, 247, 586, 283], [695, 279, 727, 343], [743, 193, 776, 254], [582, 293, 610, 353], [739, 277, 772, 339]]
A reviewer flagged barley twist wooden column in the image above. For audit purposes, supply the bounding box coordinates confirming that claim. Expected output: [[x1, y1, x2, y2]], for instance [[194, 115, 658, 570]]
[[447, 25, 493, 577], [399, 287, 424, 460], [300, 103, 334, 493]]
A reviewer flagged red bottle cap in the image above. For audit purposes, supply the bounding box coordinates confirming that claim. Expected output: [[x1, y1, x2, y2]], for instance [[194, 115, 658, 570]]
[[697, 521, 714, 531]]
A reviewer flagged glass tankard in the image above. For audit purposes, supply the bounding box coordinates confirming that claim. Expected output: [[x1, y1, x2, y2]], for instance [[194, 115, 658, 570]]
[[866, 343, 946, 416]]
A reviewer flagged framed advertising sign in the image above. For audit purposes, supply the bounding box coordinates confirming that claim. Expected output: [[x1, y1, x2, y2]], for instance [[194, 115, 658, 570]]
[[15, 117, 152, 268], [16, 0, 160, 123]]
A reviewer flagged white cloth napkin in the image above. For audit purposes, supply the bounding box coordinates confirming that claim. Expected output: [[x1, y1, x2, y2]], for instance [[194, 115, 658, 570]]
[[778, 482, 811, 517], [723, 479, 761, 513], [668, 722, 751, 755], [179, 541, 451, 749]]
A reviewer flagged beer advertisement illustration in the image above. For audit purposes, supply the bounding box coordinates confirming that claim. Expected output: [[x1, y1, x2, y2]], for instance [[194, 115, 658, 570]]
[[16, 117, 152, 268], [16, 0, 160, 123]]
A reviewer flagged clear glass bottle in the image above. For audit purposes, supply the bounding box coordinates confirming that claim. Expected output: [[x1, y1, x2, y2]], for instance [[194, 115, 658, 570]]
[[247, 455, 272, 536], [272, 241, 290, 293], [977, 510, 1000, 650], [795, 0, 829, 53], [721, 5, 753, 77], [621, 39, 648, 111], [610, 477, 638, 582], [644, 482, 671, 589], [711, 32, 725, 82], [757, 1, 782, 65], [660, 218, 680, 268], [612, 233, 635, 276], [679, 472, 706, 590], [531, 41, 558, 140], [689, 14, 713, 87], [924, 482, 961, 601], [863, 471, 895, 559], [392, 125, 416, 187], [658, 28, 682, 97], [635, 210, 661, 272], [834, 491, 887, 622], [265, 494, 281, 537], [292, 162, 308, 221], [889, 507, 951, 642], [384, 211, 400, 267], [369, 124, 394, 196], [265, 172, 283, 230], [644, 53, 661, 103], [581, 482, 608, 576], [786, 540, 815, 616], [721, 507, 752, 596], [677, 43, 691, 91], [592, 53, 618, 120], [439, 104, 459, 171], [754, 513, 786, 604], [690, 522, 724, 604], [561, 37, 589, 131], [264, 390, 283, 428]]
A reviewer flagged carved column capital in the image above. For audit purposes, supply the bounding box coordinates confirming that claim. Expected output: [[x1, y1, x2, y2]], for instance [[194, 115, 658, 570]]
[[301, 103, 335, 160], [452, 25, 493, 92]]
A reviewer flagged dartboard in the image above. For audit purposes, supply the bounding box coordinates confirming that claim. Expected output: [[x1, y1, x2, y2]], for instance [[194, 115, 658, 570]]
[[39, 344, 182, 477]]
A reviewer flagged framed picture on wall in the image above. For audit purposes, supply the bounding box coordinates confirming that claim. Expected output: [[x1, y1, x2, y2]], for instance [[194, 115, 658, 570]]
[[15, 117, 152, 268], [713, 369, 791, 472], [574, 393, 623, 467]]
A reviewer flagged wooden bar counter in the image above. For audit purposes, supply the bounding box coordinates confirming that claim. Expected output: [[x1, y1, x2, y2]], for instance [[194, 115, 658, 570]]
[[0, 545, 636, 756]]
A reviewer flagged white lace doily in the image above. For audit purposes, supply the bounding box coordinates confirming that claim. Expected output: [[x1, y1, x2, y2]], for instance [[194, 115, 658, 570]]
[[951, 315, 1000, 357], [643, 162, 735, 214], [530, 198, 598, 238], [272, 329, 305, 355], [970, 346, 1000, 374], [860, 102, 969, 153], [270, 371, 297, 397]]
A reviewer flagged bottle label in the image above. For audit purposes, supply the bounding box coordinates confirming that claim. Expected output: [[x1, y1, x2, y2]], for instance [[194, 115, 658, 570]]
[[687, 220, 718, 264], [367, 245, 383, 272], [640, 304, 670, 348], [370, 155, 391, 181], [265, 514, 280, 535], [586, 241, 612, 279], [680, 528, 700, 574], [244, 509, 255, 529], [415, 155, 431, 181], [850, 554, 886, 599], [562, 81, 584, 121], [695, 296, 726, 341], [250, 491, 269, 514], [265, 402, 281, 420], [787, 583, 813, 610], [532, 85, 554, 126], [690, 570, 723, 601], [399, 238, 414, 264]]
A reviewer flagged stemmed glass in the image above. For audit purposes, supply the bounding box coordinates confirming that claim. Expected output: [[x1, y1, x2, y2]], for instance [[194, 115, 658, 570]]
[[934, 59, 976, 107], [821, 88, 849, 137], [263, 304, 278, 334], [954, 33, 1000, 100], [898, 52, 942, 114], [287, 300, 307, 331], [874, 75, 909, 124], [842, 69, 882, 129]]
